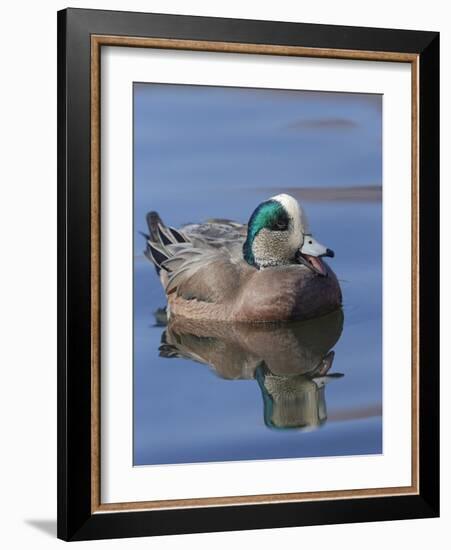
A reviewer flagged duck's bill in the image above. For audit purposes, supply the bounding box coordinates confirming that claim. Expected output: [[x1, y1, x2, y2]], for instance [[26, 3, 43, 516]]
[[298, 235, 335, 277]]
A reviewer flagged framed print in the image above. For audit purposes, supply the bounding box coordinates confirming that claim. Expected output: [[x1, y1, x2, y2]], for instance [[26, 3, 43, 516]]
[[57, 8, 439, 541]]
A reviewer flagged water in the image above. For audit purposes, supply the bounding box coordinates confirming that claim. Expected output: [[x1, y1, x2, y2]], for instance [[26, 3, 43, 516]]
[[133, 84, 382, 466]]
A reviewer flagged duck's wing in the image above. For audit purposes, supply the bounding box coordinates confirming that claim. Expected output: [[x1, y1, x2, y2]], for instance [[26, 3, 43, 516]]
[[144, 212, 247, 301], [166, 246, 244, 303], [144, 213, 245, 254], [181, 220, 247, 251], [146, 233, 244, 303]]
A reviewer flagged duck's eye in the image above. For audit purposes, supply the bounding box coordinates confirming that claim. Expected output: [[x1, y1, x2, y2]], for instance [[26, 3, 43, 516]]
[[274, 219, 288, 230]]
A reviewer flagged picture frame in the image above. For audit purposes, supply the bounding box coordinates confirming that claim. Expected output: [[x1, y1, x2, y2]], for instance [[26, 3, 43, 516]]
[[57, 7, 439, 541]]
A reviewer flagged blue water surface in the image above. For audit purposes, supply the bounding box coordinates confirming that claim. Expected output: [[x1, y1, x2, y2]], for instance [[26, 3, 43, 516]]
[[133, 83, 382, 466]]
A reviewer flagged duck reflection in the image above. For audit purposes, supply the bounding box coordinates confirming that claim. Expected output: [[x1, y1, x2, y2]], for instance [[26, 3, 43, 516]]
[[156, 309, 344, 431]]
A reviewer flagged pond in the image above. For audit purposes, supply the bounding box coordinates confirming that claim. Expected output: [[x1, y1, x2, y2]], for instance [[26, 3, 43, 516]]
[[132, 84, 382, 466]]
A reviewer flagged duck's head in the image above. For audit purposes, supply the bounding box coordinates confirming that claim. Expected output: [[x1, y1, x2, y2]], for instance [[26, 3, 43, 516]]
[[243, 193, 334, 274]]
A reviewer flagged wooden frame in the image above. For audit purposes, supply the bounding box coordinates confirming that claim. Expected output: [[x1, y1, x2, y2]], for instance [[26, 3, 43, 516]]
[[58, 7, 439, 541]]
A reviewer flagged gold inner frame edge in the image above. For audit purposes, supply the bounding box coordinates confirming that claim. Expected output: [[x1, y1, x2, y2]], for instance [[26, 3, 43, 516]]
[[90, 35, 420, 514]]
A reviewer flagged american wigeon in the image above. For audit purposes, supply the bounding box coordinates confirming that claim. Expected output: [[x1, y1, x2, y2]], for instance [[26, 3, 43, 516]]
[[143, 193, 342, 322]]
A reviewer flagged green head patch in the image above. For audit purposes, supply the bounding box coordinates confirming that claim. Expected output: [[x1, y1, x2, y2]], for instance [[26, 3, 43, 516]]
[[243, 200, 289, 266]]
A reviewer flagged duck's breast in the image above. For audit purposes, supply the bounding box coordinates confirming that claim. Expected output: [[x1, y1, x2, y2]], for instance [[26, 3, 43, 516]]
[[234, 263, 342, 322]]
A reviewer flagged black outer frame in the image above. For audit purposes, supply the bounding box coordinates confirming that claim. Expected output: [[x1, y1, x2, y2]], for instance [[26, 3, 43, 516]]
[[57, 8, 439, 542]]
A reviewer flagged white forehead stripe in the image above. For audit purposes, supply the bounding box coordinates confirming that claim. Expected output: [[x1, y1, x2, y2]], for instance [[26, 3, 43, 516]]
[[270, 193, 309, 232]]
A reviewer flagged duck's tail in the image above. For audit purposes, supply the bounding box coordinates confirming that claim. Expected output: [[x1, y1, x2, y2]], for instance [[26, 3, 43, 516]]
[[142, 211, 190, 275]]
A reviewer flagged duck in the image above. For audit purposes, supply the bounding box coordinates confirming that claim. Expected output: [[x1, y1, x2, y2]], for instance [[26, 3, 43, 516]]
[[143, 193, 342, 322]]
